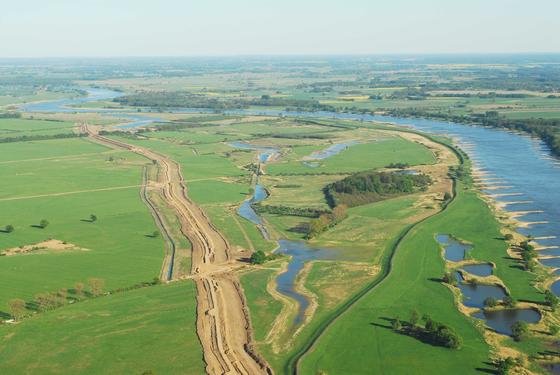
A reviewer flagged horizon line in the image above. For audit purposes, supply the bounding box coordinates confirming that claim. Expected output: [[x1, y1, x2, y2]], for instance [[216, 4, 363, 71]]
[[2, 52, 560, 60]]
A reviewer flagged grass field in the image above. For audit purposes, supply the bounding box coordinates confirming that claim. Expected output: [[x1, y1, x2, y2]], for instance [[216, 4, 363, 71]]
[[0, 118, 76, 139], [266, 137, 436, 175], [0, 282, 204, 375], [0, 138, 164, 311]]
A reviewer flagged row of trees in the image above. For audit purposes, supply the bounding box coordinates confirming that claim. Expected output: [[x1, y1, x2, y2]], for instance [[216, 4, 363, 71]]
[[252, 204, 328, 218], [307, 204, 348, 238], [7, 278, 105, 321], [0, 133, 85, 144]]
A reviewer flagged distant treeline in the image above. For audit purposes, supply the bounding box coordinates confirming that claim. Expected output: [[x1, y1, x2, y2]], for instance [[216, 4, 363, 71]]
[[252, 203, 328, 218], [0, 133, 85, 144], [0, 112, 22, 119], [324, 171, 431, 208], [385, 108, 560, 157], [114, 91, 336, 112]]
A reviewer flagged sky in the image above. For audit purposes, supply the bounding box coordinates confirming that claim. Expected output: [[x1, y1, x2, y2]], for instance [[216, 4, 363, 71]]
[[1, 0, 559, 57]]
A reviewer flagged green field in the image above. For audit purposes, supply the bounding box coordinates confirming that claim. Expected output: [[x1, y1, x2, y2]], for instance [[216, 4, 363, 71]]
[[0, 282, 204, 375], [0, 118, 76, 139], [0, 138, 164, 311], [267, 137, 436, 175]]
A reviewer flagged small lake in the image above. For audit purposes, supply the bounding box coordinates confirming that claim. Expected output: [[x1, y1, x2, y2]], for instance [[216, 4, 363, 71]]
[[472, 308, 542, 336], [455, 273, 506, 309], [462, 263, 493, 277], [436, 234, 472, 262]]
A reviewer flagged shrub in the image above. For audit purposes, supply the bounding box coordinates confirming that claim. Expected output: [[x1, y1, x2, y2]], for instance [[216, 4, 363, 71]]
[[250, 250, 267, 265]]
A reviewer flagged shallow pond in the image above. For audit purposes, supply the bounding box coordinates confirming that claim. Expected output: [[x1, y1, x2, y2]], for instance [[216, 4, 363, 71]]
[[228, 141, 279, 163], [462, 263, 493, 277], [472, 308, 542, 336], [551, 279, 560, 296], [455, 273, 506, 309], [542, 362, 560, 374], [436, 234, 472, 262]]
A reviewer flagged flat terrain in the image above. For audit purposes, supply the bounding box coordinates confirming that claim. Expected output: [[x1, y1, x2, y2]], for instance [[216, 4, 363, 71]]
[[0, 137, 164, 310], [0, 282, 204, 375]]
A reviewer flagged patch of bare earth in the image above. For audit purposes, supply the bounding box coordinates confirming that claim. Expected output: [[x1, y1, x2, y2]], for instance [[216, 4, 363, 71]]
[[1, 239, 86, 256]]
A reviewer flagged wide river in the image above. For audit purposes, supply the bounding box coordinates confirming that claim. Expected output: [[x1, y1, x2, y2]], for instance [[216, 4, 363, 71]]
[[24, 88, 560, 282]]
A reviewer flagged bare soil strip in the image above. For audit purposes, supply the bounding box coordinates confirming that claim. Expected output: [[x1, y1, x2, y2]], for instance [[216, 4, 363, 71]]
[[83, 125, 271, 375]]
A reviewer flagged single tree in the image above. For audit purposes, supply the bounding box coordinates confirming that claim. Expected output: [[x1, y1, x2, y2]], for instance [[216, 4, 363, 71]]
[[4, 224, 14, 233], [250, 250, 267, 265], [8, 299, 26, 321], [39, 219, 49, 229], [410, 309, 420, 327], [90, 214, 97, 223], [511, 321, 529, 341], [88, 278, 105, 297], [58, 288, 68, 303], [74, 282, 85, 298], [545, 290, 559, 311], [496, 357, 516, 375], [151, 230, 160, 238], [503, 296, 516, 308], [549, 324, 559, 336], [35, 293, 50, 311], [484, 297, 498, 308], [504, 233, 513, 241], [442, 272, 455, 285], [392, 317, 402, 331], [423, 315, 435, 332], [443, 192, 452, 201]]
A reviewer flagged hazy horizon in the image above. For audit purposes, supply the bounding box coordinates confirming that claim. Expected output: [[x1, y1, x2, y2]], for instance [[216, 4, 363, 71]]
[[1, 0, 559, 58]]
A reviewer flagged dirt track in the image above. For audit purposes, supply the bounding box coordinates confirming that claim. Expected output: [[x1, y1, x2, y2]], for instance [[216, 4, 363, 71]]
[[83, 125, 271, 375]]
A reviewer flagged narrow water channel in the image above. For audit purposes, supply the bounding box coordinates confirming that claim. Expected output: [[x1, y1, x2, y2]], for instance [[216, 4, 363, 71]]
[[232, 142, 339, 327]]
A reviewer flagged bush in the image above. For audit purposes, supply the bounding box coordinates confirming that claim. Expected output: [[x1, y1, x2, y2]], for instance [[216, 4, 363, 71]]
[[250, 250, 267, 265], [484, 297, 498, 308], [511, 321, 528, 341]]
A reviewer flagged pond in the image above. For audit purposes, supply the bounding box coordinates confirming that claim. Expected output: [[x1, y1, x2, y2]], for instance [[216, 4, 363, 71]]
[[436, 234, 472, 262], [472, 308, 542, 336], [462, 263, 493, 277]]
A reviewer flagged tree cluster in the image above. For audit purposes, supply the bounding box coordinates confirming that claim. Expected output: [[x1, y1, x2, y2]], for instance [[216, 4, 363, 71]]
[[391, 310, 463, 349], [324, 171, 431, 208]]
